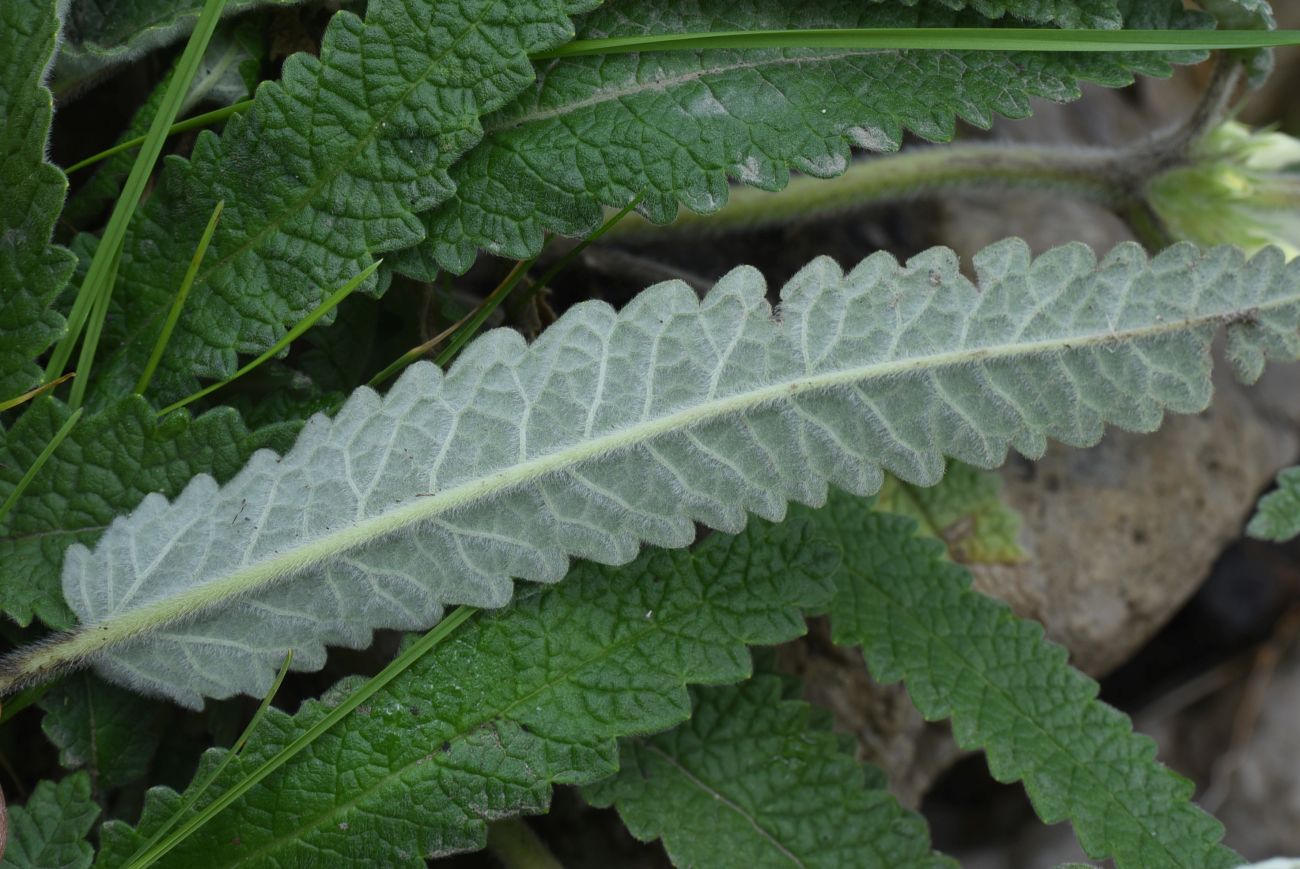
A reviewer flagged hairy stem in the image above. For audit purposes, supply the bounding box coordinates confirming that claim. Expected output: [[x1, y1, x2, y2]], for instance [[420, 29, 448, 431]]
[[608, 142, 1134, 239], [609, 57, 1246, 244]]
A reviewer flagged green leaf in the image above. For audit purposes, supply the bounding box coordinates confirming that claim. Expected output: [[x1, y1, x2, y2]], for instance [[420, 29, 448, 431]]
[[411, 0, 1208, 274], [0, 0, 77, 400], [0, 397, 296, 628], [875, 462, 1023, 564], [52, 0, 312, 96], [0, 774, 99, 869], [63, 23, 263, 229], [8, 240, 1300, 706], [93, 0, 593, 405], [1197, 0, 1276, 84], [584, 673, 952, 868], [867, 0, 1124, 29], [810, 491, 1239, 869], [1247, 465, 1300, 542], [39, 673, 165, 792], [95, 515, 836, 867]]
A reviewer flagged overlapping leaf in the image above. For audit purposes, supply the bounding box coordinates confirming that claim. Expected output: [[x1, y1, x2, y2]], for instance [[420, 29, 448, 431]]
[[585, 674, 951, 868], [6, 240, 1300, 707], [0, 0, 77, 400], [0, 397, 295, 627], [0, 775, 98, 869], [812, 492, 1239, 869], [1248, 465, 1300, 542], [875, 461, 1023, 564], [411, 0, 1209, 274], [96, 516, 836, 867], [39, 673, 165, 793], [91, 0, 593, 404], [52, 0, 314, 95]]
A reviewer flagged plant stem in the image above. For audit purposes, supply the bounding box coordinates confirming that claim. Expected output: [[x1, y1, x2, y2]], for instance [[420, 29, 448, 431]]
[[608, 142, 1133, 240], [609, 57, 1247, 245], [486, 818, 565, 869]]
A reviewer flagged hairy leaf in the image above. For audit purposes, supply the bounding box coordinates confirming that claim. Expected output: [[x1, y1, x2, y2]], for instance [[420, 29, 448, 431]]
[[91, 0, 592, 405], [8, 240, 1300, 706], [96, 516, 836, 867], [0, 774, 98, 869], [0, 397, 295, 628], [812, 492, 1238, 869], [52, 0, 312, 95], [585, 674, 951, 868], [0, 0, 77, 400], [1197, 0, 1276, 83], [1247, 465, 1300, 542], [411, 0, 1207, 274], [39, 673, 165, 792], [876, 462, 1023, 564]]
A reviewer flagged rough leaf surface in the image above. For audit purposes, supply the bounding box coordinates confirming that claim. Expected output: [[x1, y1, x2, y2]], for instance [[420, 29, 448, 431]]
[[412, 0, 1207, 274], [96, 517, 836, 867], [0, 0, 77, 400], [0, 397, 295, 627], [585, 673, 952, 868], [1247, 465, 1300, 542], [93, 0, 593, 404], [0, 774, 98, 869], [18, 240, 1300, 707], [866, 0, 1123, 28], [39, 673, 165, 792], [812, 492, 1240, 869]]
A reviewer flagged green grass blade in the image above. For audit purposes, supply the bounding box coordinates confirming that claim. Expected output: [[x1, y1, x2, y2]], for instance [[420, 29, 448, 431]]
[[368, 197, 642, 391], [533, 28, 1300, 60], [0, 373, 74, 414], [157, 260, 381, 416], [66, 243, 123, 409], [45, 0, 231, 408], [0, 407, 83, 527], [64, 100, 253, 175], [531, 191, 645, 294], [134, 200, 225, 396], [122, 651, 294, 869], [433, 256, 537, 368], [125, 606, 478, 869]]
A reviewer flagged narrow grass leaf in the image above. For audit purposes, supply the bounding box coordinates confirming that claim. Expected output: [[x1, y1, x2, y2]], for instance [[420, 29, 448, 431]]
[[135, 202, 225, 396], [157, 260, 380, 417], [0, 408, 83, 528], [533, 27, 1300, 60]]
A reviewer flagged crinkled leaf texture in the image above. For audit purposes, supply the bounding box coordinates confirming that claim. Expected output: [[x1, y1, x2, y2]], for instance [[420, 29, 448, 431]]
[[1248, 465, 1300, 542], [813, 493, 1239, 869], [39, 673, 165, 792], [1198, 0, 1277, 84], [94, 0, 593, 404], [0, 0, 76, 400], [866, 0, 1123, 28], [0, 397, 296, 628], [10, 240, 1300, 708], [585, 673, 952, 868], [0, 774, 98, 869], [97, 515, 837, 867], [411, 0, 1208, 274]]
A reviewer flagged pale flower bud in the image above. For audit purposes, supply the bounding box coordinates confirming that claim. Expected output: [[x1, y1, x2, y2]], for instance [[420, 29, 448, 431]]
[[1148, 121, 1300, 259]]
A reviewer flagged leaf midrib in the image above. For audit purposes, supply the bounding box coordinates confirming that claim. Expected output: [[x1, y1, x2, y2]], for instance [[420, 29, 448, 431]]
[[34, 287, 1285, 683], [209, 544, 774, 865], [107, 1, 498, 377]]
